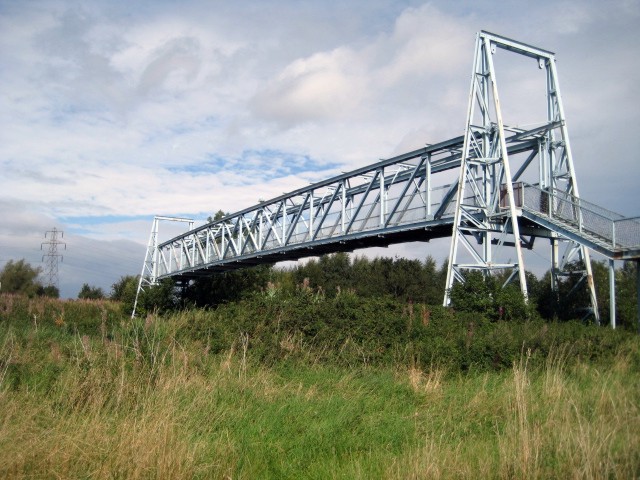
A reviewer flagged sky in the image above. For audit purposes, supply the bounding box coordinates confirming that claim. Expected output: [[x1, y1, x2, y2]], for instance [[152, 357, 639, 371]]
[[1, 0, 639, 299]]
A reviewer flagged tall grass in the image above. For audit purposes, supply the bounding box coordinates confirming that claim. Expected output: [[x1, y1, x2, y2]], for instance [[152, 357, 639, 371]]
[[0, 294, 639, 478], [390, 350, 640, 479]]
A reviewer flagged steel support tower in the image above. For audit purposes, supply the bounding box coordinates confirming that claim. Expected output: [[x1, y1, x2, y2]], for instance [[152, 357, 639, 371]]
[[132, 216, 193, 318], [444, 31, 599, 322]]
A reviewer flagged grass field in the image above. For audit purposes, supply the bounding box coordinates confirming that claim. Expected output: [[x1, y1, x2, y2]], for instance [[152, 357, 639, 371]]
[[0, 295, 639, 478]]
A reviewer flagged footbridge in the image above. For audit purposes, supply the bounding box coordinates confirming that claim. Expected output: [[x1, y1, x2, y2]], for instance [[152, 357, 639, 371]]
[[134, 31, 640, 328]]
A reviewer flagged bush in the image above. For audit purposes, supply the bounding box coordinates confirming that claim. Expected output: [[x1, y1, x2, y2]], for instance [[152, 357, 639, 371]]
[[449, 271, 533, 321], [1, 291, 634, 376]]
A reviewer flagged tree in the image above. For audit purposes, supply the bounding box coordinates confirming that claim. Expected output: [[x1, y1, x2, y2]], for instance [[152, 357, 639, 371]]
[[534, 260, 601, 322], [181, 264, 273, 307], [138, 279, 178, 314], [448, 270, 494, 317], [448, 270, 532, 321], [423, 255, 444, 305], [111, 275, 138, 302], [110, 275, 139, 314], [78, 283, 105, 300], [207, 209, 228, 223], [41, 285, 60, 298], [111, 275, 178, 316], [616, 261, 638, 331], [318, 252, 352, 295], [293, 258, 324, 291], [0, 259, 43, 297], [287, 253, 448, 304]]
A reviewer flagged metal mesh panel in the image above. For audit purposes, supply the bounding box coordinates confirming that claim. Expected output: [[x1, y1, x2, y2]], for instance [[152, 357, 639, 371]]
[[522, 184, 640, 249], [613, 217, 640, 248]]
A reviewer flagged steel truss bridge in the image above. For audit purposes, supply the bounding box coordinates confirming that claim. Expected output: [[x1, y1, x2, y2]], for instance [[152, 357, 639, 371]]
[[134, 31, 640, 328]]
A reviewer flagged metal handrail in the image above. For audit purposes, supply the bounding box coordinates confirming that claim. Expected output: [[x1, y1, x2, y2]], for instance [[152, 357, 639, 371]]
[[521, 184, 640, 249]]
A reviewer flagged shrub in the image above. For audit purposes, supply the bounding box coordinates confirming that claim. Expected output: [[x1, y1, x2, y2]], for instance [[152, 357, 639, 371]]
[[449, 271, 533, 321]]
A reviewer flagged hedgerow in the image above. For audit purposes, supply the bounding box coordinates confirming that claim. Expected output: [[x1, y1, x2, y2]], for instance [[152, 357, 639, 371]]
[[1, 291, 637, 377]]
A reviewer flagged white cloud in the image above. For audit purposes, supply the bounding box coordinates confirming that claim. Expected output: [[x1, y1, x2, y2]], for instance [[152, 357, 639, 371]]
[[251, 47, 370, 126], [376, 3, 471, 84], [1, 0, 639, 298], [550, 2, 596, 35], [250, 3, 472, 129]]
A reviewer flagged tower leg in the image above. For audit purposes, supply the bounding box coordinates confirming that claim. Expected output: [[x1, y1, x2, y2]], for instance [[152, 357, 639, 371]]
[[637, 260, 640, 334], [609, 259, 616, 329], [132, 216, 194, 318], [583, 247, 600, 324]]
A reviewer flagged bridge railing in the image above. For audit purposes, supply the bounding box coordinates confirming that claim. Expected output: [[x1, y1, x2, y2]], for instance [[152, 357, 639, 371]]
[[612, 216, 640, 249], [521, 184, 640, 249]]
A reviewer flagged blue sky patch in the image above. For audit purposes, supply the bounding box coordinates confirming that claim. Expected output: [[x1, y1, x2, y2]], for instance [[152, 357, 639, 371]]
[[168, 149, 342, 181]]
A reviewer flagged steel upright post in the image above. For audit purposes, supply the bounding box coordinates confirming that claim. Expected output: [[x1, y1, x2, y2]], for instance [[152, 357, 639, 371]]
[[609, 259, 616, 329], [544, 54, 600, 323]]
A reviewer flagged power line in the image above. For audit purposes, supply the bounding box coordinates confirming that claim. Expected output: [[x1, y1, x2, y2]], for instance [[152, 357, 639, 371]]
[[41, 228, 66, 289]]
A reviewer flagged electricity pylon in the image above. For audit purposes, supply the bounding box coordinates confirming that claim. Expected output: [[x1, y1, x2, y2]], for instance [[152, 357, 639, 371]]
[[41, 227, 66, 290]]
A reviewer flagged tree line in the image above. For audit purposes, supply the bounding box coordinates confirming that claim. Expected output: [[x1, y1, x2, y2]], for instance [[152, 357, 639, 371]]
[[1, 253, 637, 329], [0, 259, 59, 298], [142, 252, 637, 329]]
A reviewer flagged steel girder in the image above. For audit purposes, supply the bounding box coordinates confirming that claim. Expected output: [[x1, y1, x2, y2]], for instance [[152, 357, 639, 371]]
[[154, 141, 455, 281]]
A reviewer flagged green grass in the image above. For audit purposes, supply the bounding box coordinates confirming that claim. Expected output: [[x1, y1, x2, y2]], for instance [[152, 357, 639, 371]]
[[0, 294, 639, 478]]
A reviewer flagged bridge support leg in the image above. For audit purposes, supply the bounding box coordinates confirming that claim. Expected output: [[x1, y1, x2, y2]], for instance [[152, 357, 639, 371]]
[[551, 238, 559, 298], [132, 216, 194, 319], [637, 260, 640, 334], [609, 259, 616, 329]]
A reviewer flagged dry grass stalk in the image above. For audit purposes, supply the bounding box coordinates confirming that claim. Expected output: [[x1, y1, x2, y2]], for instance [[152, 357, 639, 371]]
[[406, 366, 444, 395]]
